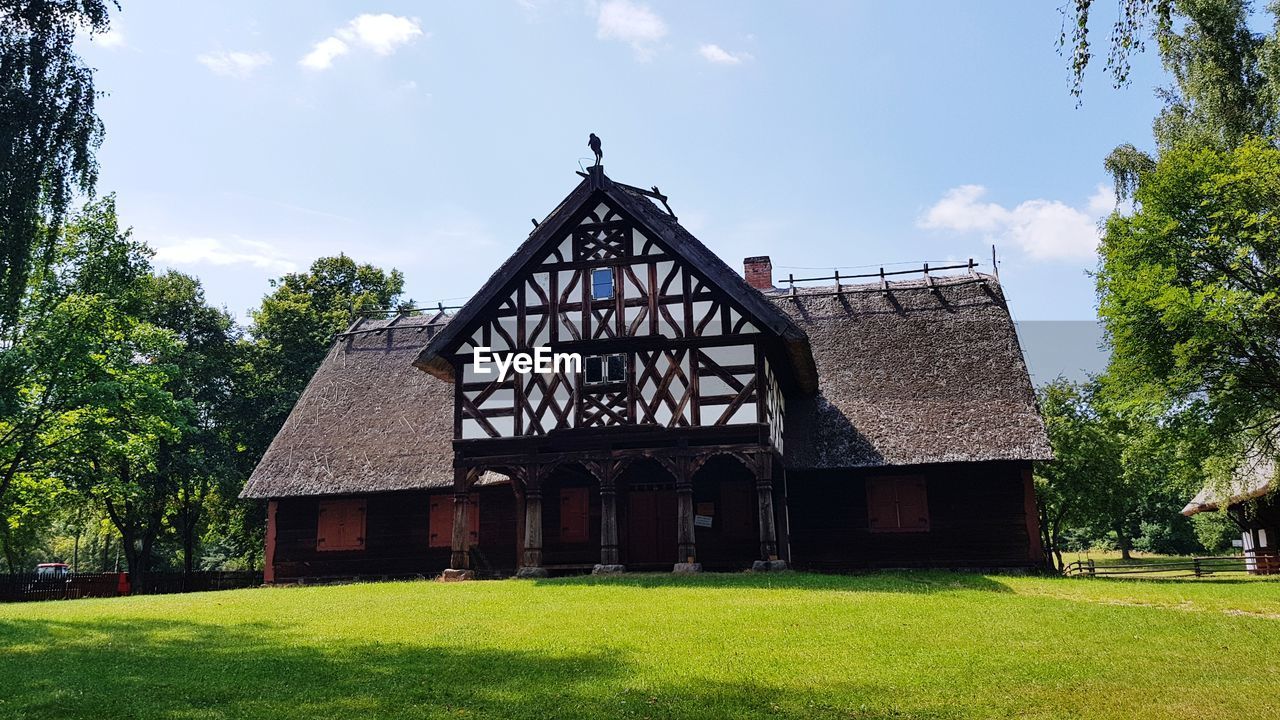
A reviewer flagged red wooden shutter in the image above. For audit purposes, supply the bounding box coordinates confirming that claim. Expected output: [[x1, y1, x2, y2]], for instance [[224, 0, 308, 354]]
[[867, 476, 929, 533], [347, 500, 367, 549], [866, 478, 897, 531], [560, 487, 589, 543], [317, 501, 338, 550], [429, 495, 452, 548], [317, 499, 366, 551], [896, 477, 930, 531]]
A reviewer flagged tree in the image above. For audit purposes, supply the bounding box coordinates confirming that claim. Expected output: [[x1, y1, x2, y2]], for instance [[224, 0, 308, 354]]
[[1065, 1, 1280, 537], [0, 0, 115, 337], [1035, 379, 1125, 570], [234, 255, 405, 468], [1065, 1, 1280, 194], [1097, 140, 1280, 466], [0, 196, 153, 568], [0, 197, 238, 582], [60, 294, 186, 586], [140, 270, 240, 576]]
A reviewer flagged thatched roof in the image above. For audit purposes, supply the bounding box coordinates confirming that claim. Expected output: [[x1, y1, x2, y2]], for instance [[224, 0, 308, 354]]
[[413, 167, 817, 393], [1181, 454, 1277, 515], [769, 274, 1053, 469], [240, 314, 466, 499], [242, 174, 1053, 497]]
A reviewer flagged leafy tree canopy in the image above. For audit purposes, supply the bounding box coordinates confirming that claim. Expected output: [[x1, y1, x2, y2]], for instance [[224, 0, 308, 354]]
[[0, 0, 115, 336], [1066, 0, 1280, 194], [1097, 139, 1280, 467]]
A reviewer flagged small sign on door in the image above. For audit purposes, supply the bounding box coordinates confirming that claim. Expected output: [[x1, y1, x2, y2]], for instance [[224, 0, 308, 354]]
[[694, 515, 713, 528]]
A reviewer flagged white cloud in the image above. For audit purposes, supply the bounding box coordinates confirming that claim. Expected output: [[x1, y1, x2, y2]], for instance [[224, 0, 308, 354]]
[[342, 14, 425, 54], [595, 0, 667, 60], [197, 50, 273, 78], [152, 237, 297, 273], [300, 14, 424, 70], [919, 184, 1115, 261], [698, 44, 751, 65], [300, 37, 349, 70], [1087, 183, 1119, 216], [96, 28, 126, 49]]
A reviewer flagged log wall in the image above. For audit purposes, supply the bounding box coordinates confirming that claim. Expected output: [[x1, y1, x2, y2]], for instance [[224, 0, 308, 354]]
[[787, 461, 1041, 570], [271, 486, 517, 581]]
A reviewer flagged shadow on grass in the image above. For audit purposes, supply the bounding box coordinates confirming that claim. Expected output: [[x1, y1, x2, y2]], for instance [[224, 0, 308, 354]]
[[0, 616, 622, 719], [530, 569, 1014, 594], [0, 615, 951, 720]]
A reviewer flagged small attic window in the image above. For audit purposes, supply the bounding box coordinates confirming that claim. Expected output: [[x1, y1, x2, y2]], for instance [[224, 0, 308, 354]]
[[591, 268, 614, 300], [585, 354, 625, 385]]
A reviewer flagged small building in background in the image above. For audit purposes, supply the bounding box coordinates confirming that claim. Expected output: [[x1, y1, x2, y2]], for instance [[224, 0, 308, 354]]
[[1182, 456, 1279, 575]]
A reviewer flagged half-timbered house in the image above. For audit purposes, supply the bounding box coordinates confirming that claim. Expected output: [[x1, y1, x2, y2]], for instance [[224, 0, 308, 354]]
[[1182, 455, 1279, 575], [241, 165, 1052, 581]]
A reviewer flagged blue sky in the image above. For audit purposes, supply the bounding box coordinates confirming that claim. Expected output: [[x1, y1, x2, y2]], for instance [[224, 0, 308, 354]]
[[78, 1, 1166, 323]]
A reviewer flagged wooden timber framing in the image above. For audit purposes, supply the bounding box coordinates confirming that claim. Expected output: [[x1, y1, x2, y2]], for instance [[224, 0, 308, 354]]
[[413, 167, 804, 573]]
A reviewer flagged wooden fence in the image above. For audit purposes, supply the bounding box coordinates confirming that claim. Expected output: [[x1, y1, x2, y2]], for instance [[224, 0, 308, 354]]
[[0, 571, 262, 603], [1063, 551, 1280, 578]]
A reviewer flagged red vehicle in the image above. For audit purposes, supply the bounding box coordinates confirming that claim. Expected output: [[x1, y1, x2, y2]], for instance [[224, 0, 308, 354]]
[[34, 562, 70, 580], [26, 563, 74, 599]]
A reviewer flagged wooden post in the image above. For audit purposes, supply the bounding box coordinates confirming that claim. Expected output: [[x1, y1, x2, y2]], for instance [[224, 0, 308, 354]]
[[444, 468, 477, 580], [517, 465, 548, 578], [450, 491, 471, 570], [676, 474, 698, 569], [756, 477, 778, 560], [599, 475, 621, 567], [264, 499, 278, 585], [751, 453, 785, 571], [513, 482, 526, 571], [659, 455, 700, 573]]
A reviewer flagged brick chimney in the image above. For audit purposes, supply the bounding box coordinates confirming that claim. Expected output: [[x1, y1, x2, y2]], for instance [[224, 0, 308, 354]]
[[743, 256, 773, 290]]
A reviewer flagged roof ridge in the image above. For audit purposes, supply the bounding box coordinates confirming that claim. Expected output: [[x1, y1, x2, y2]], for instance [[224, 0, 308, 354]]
[[762, 271, 999, 300]]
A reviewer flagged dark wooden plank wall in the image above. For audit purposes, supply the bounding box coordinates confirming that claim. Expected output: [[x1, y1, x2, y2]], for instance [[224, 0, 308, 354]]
[[788, 461, 1039, 570], [273, 487, 517, 581]]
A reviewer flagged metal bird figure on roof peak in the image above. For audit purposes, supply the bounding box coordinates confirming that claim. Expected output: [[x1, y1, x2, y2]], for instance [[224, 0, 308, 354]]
[[588, 133, 602, 166]]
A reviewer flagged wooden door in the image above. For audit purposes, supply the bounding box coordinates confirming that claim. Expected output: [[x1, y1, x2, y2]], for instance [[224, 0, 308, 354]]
[[625, 489, 677, 566], [721, 481, 757, 541], [559, 487, 590, 543]]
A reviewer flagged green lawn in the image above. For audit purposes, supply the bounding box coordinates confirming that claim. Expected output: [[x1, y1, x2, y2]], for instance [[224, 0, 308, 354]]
[[1, 572, 1277, 720]]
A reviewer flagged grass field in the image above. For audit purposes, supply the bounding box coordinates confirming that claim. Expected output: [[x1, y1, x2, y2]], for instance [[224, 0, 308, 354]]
[[1, 572, 1277, 720]]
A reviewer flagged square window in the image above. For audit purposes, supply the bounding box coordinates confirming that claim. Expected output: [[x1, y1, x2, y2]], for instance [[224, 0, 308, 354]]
[[866, 475, 929, 533], [591, 268, 614, 300], [584, 354, 626, 385], [317, 499, 366, 551], [585, 356, 604, 384], [606, 354, 625, 382]]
